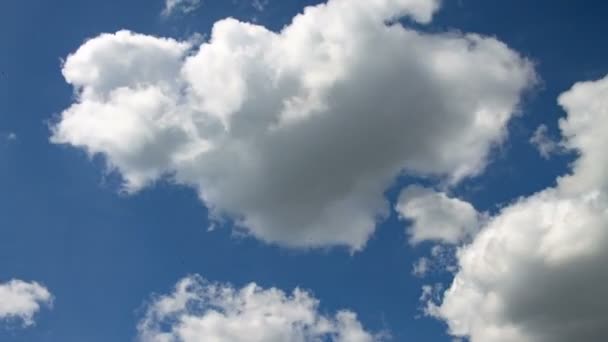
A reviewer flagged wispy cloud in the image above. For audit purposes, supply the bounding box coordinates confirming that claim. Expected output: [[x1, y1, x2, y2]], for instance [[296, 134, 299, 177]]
[[252, 0, 269, 12], [530, 124, 560, 159], [1, 131, 17, 144], [162, 0, 202, 17]]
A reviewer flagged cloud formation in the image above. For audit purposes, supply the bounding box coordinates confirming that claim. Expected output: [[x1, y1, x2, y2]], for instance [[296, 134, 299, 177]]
[[138, 275, 380, 342], [412, 245, 457, 277], [396, 186, 483, 245], [530, 124, 559, 159], [162, 0, 202, 17], [0, 280, 53, 326], [52, 0, 534, 250], [429, 75, 608, 342]]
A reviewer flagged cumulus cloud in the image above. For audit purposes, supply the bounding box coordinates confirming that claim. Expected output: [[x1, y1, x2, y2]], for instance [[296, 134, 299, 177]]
[[428, 75, 608, 342], [0, 280, 53, 326], [51, 0, 534, 250], [138, 275, 380, 342], [162, 0, 202, 17], [396, 186, 483, 245]]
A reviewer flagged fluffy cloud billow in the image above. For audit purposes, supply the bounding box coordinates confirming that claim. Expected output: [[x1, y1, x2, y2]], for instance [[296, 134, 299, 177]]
[[138, 275, 380, 342], [429, 75, 608, 342], [51, 0, 534, 250], [0, 279, 53, 326]]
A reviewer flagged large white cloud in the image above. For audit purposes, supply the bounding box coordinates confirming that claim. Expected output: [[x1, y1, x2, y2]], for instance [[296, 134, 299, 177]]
[[0, 279, 53, 326], [51, 0, 534, 250], [429, 75, 608, 342], [137, 275, 380, 342]]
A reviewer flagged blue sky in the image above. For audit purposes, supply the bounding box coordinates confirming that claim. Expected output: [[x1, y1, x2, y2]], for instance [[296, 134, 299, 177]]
[[1, 1, 608, 341]]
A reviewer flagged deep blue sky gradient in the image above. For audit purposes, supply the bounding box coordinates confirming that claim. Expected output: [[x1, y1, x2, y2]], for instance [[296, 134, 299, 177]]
[[1, 1, 608, 341]]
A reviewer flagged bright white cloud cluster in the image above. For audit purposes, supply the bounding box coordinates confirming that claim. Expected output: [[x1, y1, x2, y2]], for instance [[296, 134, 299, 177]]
[[138, 275, 379, 342], [52, 0, 534, 250], [429, 75, 608, 342], [396, 186, 483, 245], [0, 279, 53, 326], [162, 0, 202, 17]]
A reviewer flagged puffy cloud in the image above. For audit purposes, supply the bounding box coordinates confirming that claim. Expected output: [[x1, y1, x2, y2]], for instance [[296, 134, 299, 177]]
[[51, 0, 534, 250], [0, 280, 53, 326], [137, 275, 380, 342], [530, 124, 559, 159], [429, 75, 608, 342], [396, 186, 483, 245], [162, 0, 202, 17]]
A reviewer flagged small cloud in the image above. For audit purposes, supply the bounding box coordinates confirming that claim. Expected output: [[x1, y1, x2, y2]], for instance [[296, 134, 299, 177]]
[[396, 186, 483, 245], [186, 32, 206, 46], [530, 124, 560, 159], [0, 279, 53, 326], [1, 132, 17, 144], [419, 283, 443, 303], [162, 0, 202, 17], [417, 283, 444, 318], [412, 257, 430, 277], [252, 0, 269, 12], [411, 245, 458, 278]]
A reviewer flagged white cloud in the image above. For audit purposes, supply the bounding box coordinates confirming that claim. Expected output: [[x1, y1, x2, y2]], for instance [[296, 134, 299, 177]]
[[138, 275, 380, 342], [162, 0, 202, 17], [0, 280, 53, 326], [396, 186, 483, 245], [428, 74, 608, 342], [52, 0, 534, 250], [530, 124, 559, 159]]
